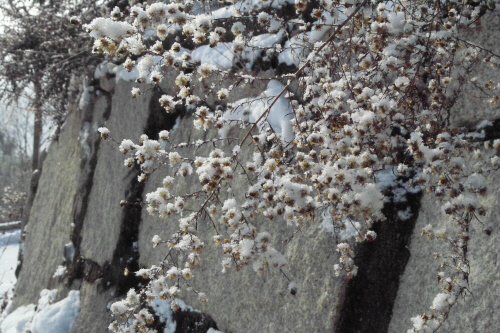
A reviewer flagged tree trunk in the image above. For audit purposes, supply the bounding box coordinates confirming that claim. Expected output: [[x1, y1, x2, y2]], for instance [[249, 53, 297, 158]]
[[32, 79, 42, 171]]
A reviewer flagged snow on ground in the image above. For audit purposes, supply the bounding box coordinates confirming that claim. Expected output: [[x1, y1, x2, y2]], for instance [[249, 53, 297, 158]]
[[0, 229, 215, 333], [30, 290, 80, 333], [0, 229, 21, 320], [0, 229, 218, 333], [0, 228, 81, 333], [1, 289, 80, 333]]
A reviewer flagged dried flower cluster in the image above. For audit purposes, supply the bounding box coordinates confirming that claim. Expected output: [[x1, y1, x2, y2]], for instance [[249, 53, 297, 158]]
[[90, 1, 500, 332]]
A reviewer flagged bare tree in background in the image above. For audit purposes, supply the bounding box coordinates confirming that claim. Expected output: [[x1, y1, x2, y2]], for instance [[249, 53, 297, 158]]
[[0, 0, 108, 170]]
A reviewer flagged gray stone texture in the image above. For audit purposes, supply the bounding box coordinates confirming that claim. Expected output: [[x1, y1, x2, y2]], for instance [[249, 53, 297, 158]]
[[388, 160, 500, 333], [79, 81, 151, 265], [71, 280, 118, 333], [13, 101, 88, 307], [449, 12, 500, 126], [9, 12, 500, 333], [138, 119, 345, 333], [388, 13, 500, 333]]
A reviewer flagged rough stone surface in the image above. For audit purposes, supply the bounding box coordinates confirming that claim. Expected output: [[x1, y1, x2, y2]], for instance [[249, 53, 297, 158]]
[[10, 13, 500, 333], [13, 101, 89, 307], [388, 162, 500, 333], [138, 116, 423, 333], [137, 115, 346, 333], [100, 76, 116, 93], [79, 81, 151, 265], [449, 12, 500, 127], [388, 14, 500, 333], [71, 280, 118, 333]]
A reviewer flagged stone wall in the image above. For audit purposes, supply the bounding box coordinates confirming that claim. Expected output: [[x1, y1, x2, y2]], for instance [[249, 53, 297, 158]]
[[388, 12, 500, 333], [138, 118, 347, 333], [9, 12, 500, 333], [9, 76, 421, 333]]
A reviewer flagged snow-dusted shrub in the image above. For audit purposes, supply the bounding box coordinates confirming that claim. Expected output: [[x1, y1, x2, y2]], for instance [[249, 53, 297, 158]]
[[0, 186, 26, 223], [90, 1, 500, 332]]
